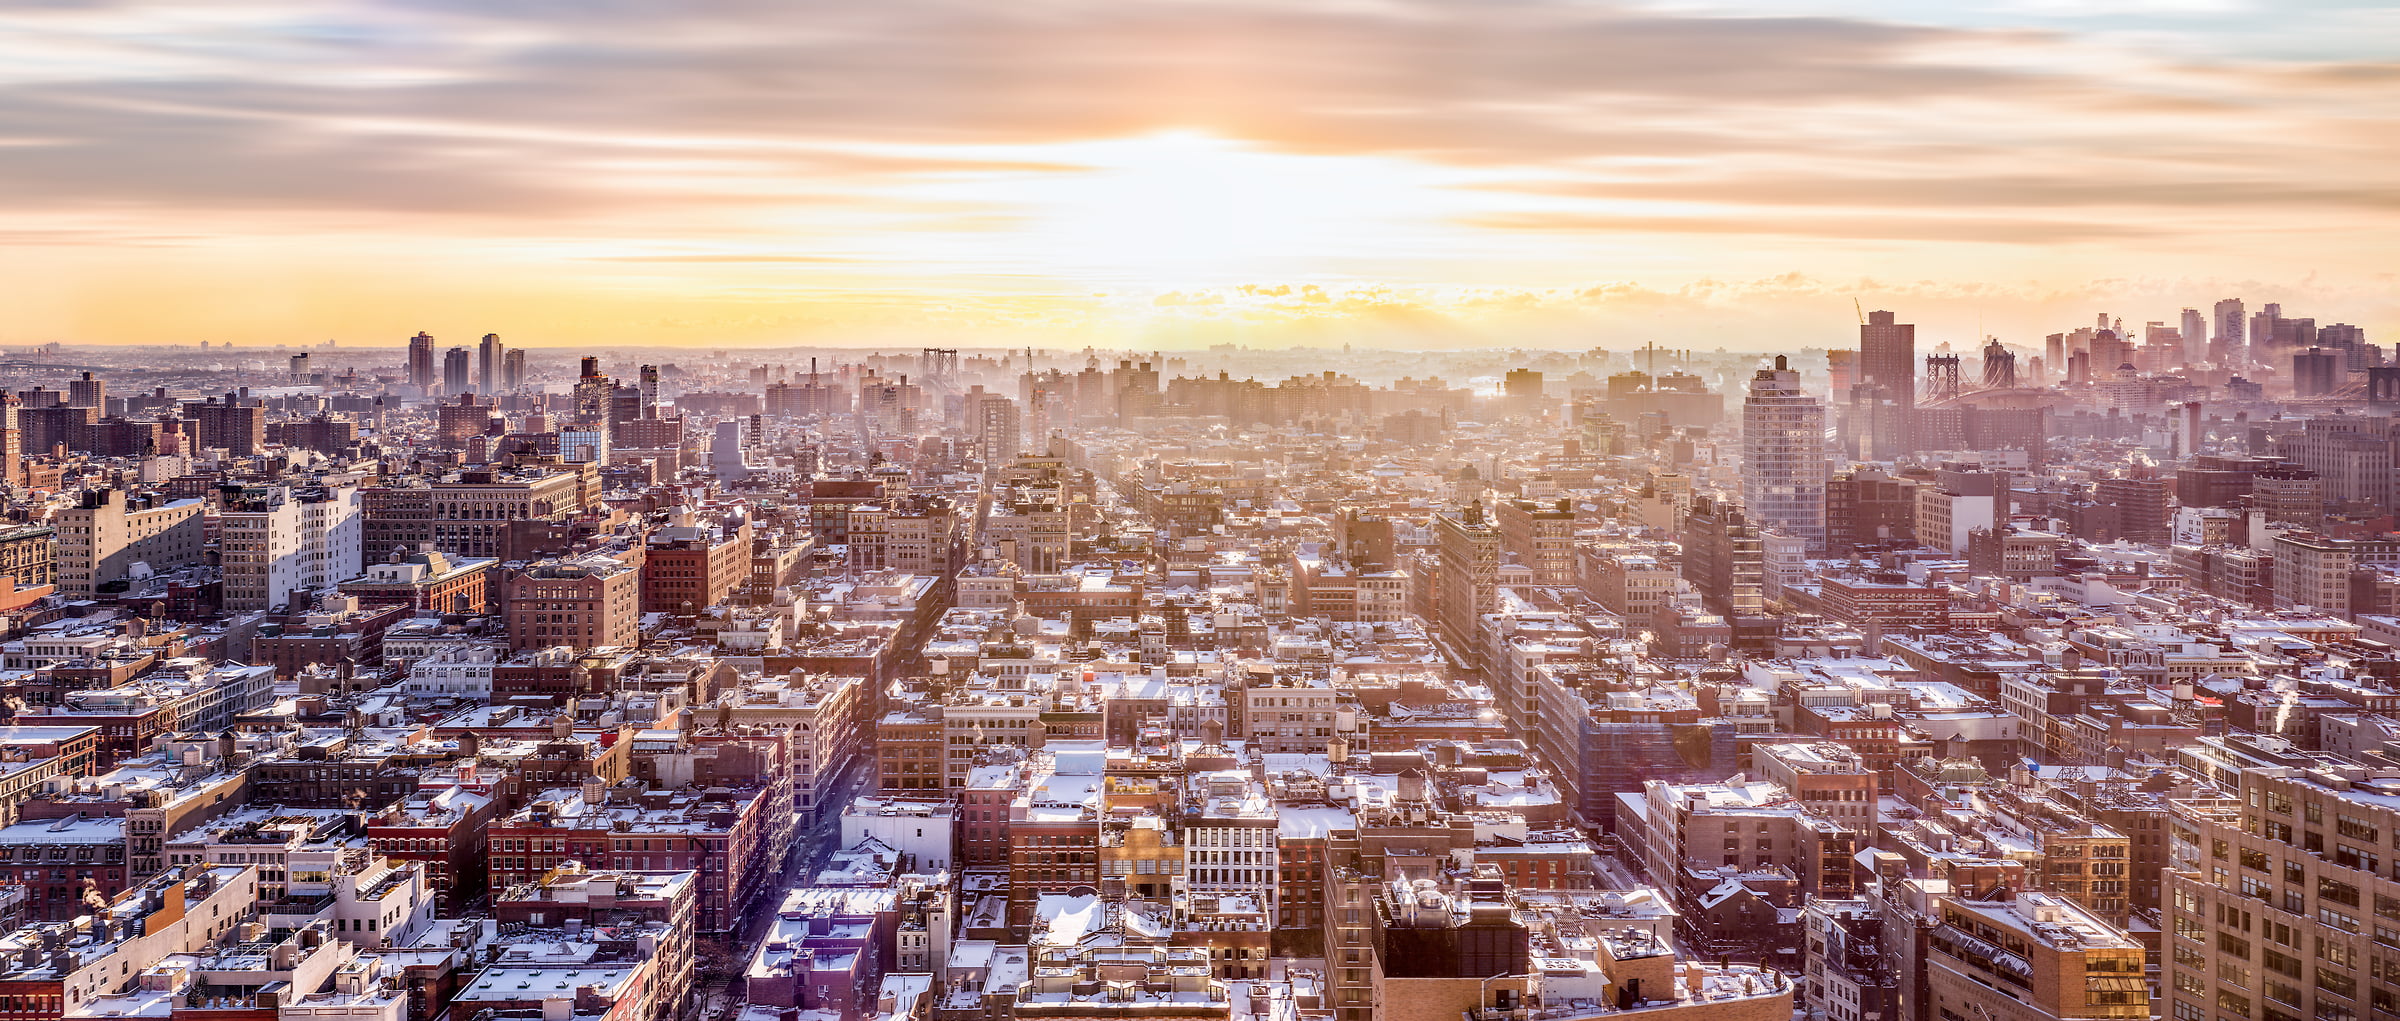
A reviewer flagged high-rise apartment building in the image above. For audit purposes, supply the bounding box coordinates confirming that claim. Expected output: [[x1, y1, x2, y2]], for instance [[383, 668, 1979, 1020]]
[[968, 386, 1021, 469], [65, 372, 104, 410], [476, 333, 504, 394], [1434, 502, 1500, 671], [1743, 356, 1828, 550], [17, 404, 94, 457], [2293, 347, 2342, 397], [501, 347, 526, 390], [442, 347, 471, 395], [181, 392, 264, 456], [1502, 367, 1546, 418], [0, 403, 18, 489], [407, 331, 437, 390], [2212, 298, 2245, 365], [1859, 309, 1916, 454]]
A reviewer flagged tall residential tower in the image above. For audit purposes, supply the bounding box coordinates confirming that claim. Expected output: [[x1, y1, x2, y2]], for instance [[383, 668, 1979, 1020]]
[[1856, 309, 1916, 457], [1743, 355, 1829, 551]]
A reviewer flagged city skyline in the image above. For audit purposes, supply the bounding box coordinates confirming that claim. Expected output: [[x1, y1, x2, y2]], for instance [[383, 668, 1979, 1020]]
[[3, 0, 2396, 349]]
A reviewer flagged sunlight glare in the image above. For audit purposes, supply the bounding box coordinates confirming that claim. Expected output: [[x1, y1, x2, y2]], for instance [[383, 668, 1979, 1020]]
[[913, 130, 1463, 287]]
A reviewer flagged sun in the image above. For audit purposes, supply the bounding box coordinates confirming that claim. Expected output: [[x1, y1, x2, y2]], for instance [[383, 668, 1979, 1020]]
[[912, 130, 1464, 287]]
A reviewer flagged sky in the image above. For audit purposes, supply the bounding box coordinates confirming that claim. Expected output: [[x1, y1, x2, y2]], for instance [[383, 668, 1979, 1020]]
[[3, 0, 2396, 352]]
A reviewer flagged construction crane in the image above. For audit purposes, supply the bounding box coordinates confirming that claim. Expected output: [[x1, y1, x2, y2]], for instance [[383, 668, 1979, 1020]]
[[1854, 297, 1866, 326]]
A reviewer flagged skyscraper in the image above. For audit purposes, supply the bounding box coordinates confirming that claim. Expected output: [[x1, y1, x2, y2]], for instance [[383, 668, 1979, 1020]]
[[66, 372, 105, 410], [1855, 309, 1915, 457], [2180, 307, 2205, 367], [2250, 302, 2286, 369], [1434, 501, 1499, 670], [1742, 356, 1829, 550], [443, 347, 470, 394], [477, 333, 504, 393], [2212, 298, 2244, 366], [502, 348, 526, 390], [967, 385, 1020, 469], [408, 331, 437, 390], [574, 356, 611, 418]]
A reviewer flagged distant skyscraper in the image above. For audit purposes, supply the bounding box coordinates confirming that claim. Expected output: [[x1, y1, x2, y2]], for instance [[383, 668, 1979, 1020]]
[[571, 356, 609, 419], [405, 329, 434, 389], [66, 372, 105, 410], [442, 347, 470, 394], [477, 333, 504, 393], [2181, 308, 2206, 367], [967, 385, 1020, 469], [1503, 368, 1546, 418], [2251, 302, 2285, 368], [408, 329, 436, 389], [1859, 310, 1915, 407], [1742, 356, 1828, 551], [639, 364, 661, 416], [1858, 309, 1915, 456], [2212, 298, 2244, 366], [502, 348, 526, 390], [2293, 348, 2341, 397]]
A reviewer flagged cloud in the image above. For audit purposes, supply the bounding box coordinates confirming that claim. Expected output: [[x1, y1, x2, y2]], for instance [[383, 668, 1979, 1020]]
[[1464, 211, 2159, 245], [580, 254, 860, 264], [1477, 173, 2400, 214], [0, 0, 2394, 342], [0, 0, 2265, 210]]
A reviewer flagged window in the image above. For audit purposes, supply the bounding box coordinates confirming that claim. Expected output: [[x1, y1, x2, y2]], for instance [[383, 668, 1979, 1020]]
[[2219, 990, 2252, 1018], [2314, 968, 2355, 999], [2262, 948, 2302, 977], [2320, 877, 2361, 908]]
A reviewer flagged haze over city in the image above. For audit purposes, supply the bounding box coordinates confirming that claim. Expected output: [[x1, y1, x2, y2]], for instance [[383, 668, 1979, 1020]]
[[4, 0, 2398, 349]]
